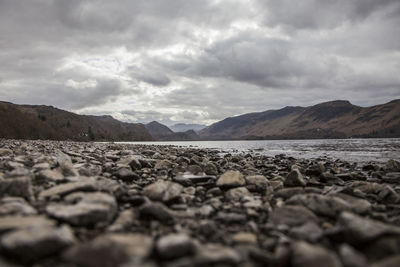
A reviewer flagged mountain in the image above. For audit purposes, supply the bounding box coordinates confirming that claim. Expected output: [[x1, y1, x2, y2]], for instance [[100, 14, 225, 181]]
[[170, 123, 206, 132], [200, 100, 400, 139], [0, 101, 154, 141], [144, 121, 197, 141]]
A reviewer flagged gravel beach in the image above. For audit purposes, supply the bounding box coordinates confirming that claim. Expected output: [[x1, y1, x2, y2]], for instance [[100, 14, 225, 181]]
[[0, 139, 400, 266]]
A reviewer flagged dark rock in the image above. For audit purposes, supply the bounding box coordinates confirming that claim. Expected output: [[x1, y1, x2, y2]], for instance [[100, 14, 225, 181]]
[[140, 202, 174, 222], [270, 205, 318, 227], [284, 169, 306, 187], [291, 241, 342, 267], [143, 180, 183, 202], [245, 175, 269, 193], [339, 244, 367, 267], [156, 233, 195, 259], [115, 168, 139, 182]]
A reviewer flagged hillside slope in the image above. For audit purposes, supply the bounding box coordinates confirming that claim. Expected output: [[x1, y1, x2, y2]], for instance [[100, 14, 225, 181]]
[[200, 100, 400, 139], [0, 101, 154, 141], [145, 121, 198, 141]]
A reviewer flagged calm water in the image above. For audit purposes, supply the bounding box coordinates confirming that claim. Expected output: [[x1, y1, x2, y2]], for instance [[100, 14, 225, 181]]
[[119, 139, 400, 163]]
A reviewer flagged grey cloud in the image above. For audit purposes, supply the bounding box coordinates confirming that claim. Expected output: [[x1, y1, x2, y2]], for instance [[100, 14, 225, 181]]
[[258, 0, 400, 30]]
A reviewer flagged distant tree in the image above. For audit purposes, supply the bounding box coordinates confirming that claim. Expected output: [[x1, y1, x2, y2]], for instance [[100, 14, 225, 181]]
[[88, 126, 95, 141]]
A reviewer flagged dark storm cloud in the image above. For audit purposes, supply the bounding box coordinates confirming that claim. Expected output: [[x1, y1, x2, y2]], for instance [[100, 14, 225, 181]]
[[0, 0, 399, 124]]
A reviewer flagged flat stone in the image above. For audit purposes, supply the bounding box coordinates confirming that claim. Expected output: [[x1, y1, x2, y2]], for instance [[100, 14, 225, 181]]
[[39, 179, 98, 199], [174, 173, 216, 186], [291, 241, 341, 267], [195, 244, 241, 265], [35, 169, 64, 182], [286, 193, 357, 218], [143, 180, 183, 202], [232, 232, 257, 244], [0, 177, 33, 200], [63, 233, 153, 267], [270, 205, 319, 227], [338, 212, 400, 245], [225, 187, 252, 201], [1, 225, 75, 263], [0, 216, 55, 233], [140, 202, 174, 222], [46, 192, 117, 226], [216, 170, 245, 188], [156, 233, 195, 259], [285, 169, 306, 187], [0, 148, 13, 156], [0, 197, 37, 216], [245, 175, 269, 192]]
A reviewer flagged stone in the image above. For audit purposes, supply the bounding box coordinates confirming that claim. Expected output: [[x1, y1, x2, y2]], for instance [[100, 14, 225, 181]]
[[291, 241, 342, 267], [339, 244, 367, 267], [0, 216, 55, 233], [143, 180, 183, 202], [116, 168, 139, 182], [337, 212, 400, 245], [174, 173, 216, 186], [0, 148, 13, 156], [195, 244, 241, 265], [270, 205, 318, 227], [46, 192, 117, 226], [225, 187, 252, 201], [1, 225, 75, 263], [286, 193, 356, 218], [38, 179, 97, 199], [129, 158, 142, 170], [140, 202, 174, 222], [156, 233, 195, 259], [245, 175, 269, 192], [290, 222, 323, 243], [0, 197, 37, 216], [216, 170, 245, 188], [370, 255, 400, 267], [204, 163, 218, 175], [284, 169, 306, 187], [385, 159, 400, 172], [35, 169, 64, 182], [155, 160, 173, 170], [108, 209, 135, 232], [232, 232, 257, 244], [0, 177, 33, 200], [63, 233, 153, 267]]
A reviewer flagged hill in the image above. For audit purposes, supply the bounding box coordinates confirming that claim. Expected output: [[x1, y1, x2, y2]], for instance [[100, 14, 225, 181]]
[[170, 123, 206, 132], [145, 121, 199, 141], [0, 101, 154, 141], [200, 99, 400, 139]]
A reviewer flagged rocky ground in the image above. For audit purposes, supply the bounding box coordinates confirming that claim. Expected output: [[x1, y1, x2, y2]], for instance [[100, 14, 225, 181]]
[[0, 139, 399, 267]]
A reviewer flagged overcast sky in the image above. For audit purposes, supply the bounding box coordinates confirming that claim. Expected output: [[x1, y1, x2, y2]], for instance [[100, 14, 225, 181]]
[[0, 0, 399, 126]]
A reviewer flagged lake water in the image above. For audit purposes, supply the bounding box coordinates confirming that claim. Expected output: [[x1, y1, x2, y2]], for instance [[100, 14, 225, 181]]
[[119, 138, 400, 163]]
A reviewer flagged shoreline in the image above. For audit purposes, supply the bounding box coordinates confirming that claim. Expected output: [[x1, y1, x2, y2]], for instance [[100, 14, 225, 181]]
[[0, 139, 400, 266]]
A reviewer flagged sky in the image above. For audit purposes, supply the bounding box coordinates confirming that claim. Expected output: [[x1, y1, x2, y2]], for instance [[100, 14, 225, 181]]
[[0, 0, 399, 126]]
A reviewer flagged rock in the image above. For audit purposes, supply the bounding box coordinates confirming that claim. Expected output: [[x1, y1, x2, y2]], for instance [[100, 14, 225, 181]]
[[245, 175, 269, 193], [174, 173, 216, 186], [270, 205, 318, 227], [46, 192, 117, 226], [140, 202, 174, 222], [290, 222, 323, 243], [155, 160, 173, 170], [337, 212, 400, 245], [216, 212, 247, 224], [1, 225, 75, 263], [156, 233, 195, 259], [339, 244, 367, 267], [0, 197, 37, 216], [115, 168, 139, 182], [385, 160, 400, 172], [63, 233, 153, 267], [39, 179, 98, 199], [225, 187, 252, 201], [0, 148, 13, 156], [0, 216, 55, 233], [216, 170, 245, 188], [129, 158, 142, 171], [0, 177, 33, 200], [195, 244, 241, 265], [370, 255, 400, 267], [35, 169, 64, 182], [286, 193, 356, 218], [232, 232, 257, 244], [204, 163, 218, 175], [108, 209, 135, 232], [143, 180, 183, 202], [284, 169, 306, 187], [291, 241, 342, 267]]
